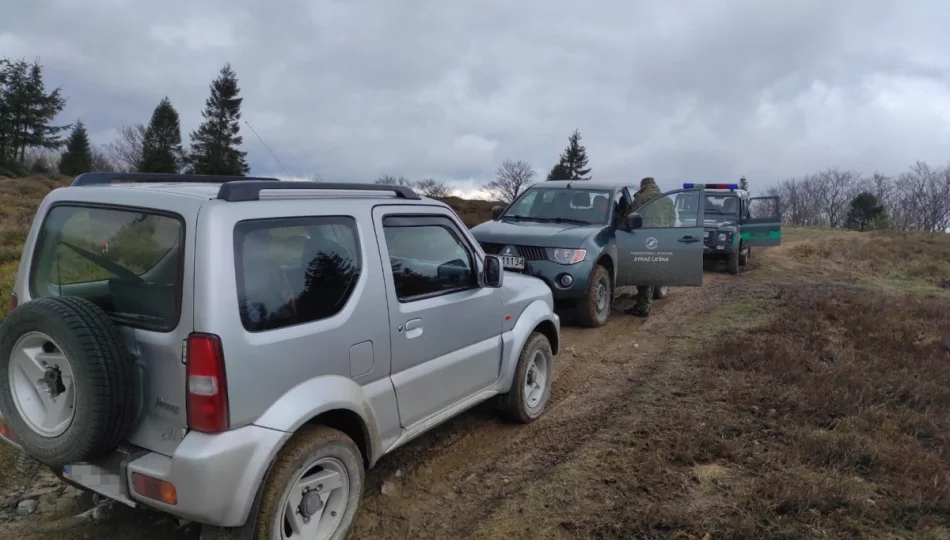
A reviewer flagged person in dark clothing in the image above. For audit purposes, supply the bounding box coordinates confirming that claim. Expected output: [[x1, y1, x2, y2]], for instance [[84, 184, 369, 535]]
[[624, 177, 671, 317]]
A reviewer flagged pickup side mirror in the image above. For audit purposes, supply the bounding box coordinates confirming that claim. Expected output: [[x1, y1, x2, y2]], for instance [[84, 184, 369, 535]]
[[623, 212, 644, 231], [483, 255, 504, 288], [491, 206, 505, 220]]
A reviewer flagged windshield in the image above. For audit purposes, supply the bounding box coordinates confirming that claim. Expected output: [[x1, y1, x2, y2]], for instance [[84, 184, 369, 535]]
[[704, 195, 739, 216], [503, 187, 611, 225], [677, 193, 739, 217]]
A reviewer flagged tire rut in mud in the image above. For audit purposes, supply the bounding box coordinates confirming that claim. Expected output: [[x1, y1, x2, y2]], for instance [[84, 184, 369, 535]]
[[350, 280, 731, 539]]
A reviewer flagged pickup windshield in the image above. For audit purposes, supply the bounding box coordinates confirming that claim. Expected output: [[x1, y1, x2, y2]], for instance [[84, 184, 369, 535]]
[[504, 187, 611, 225]]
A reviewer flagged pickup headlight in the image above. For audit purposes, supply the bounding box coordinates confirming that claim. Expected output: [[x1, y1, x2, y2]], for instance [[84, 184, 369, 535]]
[[551, 248, 587, 264], [717, 233, 727, 242]]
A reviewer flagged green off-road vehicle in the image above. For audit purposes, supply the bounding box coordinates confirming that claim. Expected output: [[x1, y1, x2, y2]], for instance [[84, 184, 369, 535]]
[[675, 183, 782, 274]]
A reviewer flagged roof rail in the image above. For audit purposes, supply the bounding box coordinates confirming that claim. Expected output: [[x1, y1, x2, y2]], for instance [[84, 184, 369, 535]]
[[216, 181, 422, 202], [72, 172, 281, 186]]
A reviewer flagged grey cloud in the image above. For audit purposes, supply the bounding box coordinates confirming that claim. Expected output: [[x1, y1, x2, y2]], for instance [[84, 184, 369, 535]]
[[3, 0, 950, 194]]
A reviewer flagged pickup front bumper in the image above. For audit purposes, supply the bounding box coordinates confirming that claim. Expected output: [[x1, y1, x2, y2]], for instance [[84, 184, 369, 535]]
[[511, 258, 596, 301]]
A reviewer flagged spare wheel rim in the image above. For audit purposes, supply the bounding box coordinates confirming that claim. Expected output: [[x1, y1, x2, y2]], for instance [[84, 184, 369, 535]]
[[8, 332, 77, 437]]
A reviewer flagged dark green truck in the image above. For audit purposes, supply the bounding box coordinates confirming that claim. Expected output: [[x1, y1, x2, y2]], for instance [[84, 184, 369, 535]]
[[676, 183, 782, 274]]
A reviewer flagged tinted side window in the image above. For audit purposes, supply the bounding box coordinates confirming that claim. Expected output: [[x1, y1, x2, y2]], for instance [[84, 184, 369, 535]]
[[234, 216, 361, 332], [382, 216, 476, 302]]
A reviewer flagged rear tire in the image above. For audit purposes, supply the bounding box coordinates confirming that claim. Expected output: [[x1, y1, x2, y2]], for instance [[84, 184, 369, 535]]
[[575, 266, 611, 328], [0, 297, 137, 467], [203, 426, 363, 540], [499, 333, 554, 424], [727, 251, 740, 274], [652, 285, 669, 300]]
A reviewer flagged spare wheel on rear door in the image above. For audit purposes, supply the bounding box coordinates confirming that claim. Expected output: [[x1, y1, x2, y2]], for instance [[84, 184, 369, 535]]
[[0, 296, 138, 467]]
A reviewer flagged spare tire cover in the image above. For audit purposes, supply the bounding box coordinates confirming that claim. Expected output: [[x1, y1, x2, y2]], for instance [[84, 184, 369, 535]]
[[0, 296, 138, 467]]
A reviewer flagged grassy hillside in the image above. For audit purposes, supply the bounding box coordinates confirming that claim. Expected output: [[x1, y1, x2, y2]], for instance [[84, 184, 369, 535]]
[[0, 176, 949, 538], [0, 175, 72, 318], [438, 195, 496, 228]]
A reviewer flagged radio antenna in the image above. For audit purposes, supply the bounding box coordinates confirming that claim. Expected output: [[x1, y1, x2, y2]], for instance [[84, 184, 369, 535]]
[[244, 120, 291, 178]]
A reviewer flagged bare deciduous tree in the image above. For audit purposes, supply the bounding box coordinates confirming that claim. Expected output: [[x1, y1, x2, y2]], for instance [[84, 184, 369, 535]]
[[105, 124, 146, 172], [817, 167, 861, 228], [415, 178, 454, 198], [374, 174, 415, 187], [768, 161, 950, 233], [90, 146, 117, 172], [485, 160, 536, 203]]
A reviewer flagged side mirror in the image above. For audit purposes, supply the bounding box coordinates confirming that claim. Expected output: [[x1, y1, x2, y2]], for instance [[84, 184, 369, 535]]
[[623, 213, 644, 231], [491, 206, 505, 220], [483, 255, 504, 288]]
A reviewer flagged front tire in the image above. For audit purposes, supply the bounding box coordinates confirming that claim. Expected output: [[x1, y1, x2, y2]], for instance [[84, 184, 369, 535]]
[[499, 332, 554, 424], [575, 265, 611, 328], [739, 245, 751, 266], [727, 251, 740, 274], [203, 426, 363, 540]]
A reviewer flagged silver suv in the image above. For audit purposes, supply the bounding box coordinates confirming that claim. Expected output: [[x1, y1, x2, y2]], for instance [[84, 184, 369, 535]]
[[0, 173, 560, 539]]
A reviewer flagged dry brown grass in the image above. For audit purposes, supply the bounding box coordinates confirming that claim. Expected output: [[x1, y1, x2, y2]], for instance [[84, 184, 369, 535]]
[[0, 175, 70, 320], [472, 286, 950, 540], [437, 196, 497, 227], [778, 230, 950, 293]]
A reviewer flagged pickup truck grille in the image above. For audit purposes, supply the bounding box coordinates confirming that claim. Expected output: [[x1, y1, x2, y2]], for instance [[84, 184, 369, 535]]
[[703, 229, 717, 248], [479, 243, 547, 261]]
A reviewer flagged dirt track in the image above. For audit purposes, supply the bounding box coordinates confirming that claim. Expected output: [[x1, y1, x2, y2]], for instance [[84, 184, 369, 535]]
[[1, 268, 735, 540], [350, 274, 730, 539]]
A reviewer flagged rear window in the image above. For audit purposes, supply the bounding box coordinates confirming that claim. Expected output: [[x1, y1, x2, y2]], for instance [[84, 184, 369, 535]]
[[30, 204, 184, 331]]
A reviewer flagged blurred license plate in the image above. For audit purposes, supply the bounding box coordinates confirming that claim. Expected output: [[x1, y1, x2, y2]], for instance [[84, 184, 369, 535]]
[[501, 256, 525, 270]]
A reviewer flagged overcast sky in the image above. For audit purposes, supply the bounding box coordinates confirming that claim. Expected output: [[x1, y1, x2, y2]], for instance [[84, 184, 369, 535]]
[[3, 0, 950, 196]]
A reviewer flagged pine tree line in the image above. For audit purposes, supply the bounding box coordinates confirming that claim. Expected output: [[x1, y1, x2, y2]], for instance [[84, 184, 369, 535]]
[[0, 58, 69, 176], [0, 57, 249, 178]]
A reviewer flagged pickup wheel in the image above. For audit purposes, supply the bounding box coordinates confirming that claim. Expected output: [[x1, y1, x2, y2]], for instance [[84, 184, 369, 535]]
[[499, 332, 554, 424], [727, 251, 740, 274], [652, 285, 669, 300], [575, 265, 611, 328], [0, 297, 137, 467], [203, 426, 364, 540]]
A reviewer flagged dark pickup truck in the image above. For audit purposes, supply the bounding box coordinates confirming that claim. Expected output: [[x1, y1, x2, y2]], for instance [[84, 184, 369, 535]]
[[471, 181, 708, 327]]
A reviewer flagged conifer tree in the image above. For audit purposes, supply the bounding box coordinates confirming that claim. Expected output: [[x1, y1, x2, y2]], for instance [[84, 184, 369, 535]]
[[58, 120, 93, 175], [0, 58, 67, 171], [546, 129, 591, 180], [186, 63, 249, 175], [139, 97, 184, 173]]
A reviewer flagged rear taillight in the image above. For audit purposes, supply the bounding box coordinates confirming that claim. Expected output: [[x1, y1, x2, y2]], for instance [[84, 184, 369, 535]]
[[0, 417, 17, 443], [8, 293, 17, 313], [186, 333, 229, 433]]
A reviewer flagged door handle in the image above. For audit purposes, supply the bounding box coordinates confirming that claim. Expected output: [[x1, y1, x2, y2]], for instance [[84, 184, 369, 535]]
[[678, 236, 700, 244], [404, 318, 423, 331]]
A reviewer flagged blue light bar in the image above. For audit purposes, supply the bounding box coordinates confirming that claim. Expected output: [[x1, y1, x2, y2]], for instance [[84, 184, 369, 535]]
[[683, 183, 739, 190]]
